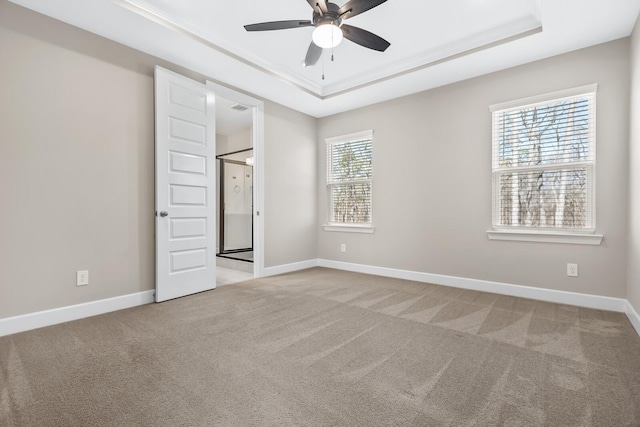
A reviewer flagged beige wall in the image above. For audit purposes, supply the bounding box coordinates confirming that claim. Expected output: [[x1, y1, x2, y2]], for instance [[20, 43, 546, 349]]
[[0, 2, 156, 318], [264, 101, 318, 267], [216, 128, 252, 156], [318, 39, 631, 298], [0, 2, 317, 318], [228, 128, 252, 152], [215, 134, 229, 155], [629, 16, 640, 313]]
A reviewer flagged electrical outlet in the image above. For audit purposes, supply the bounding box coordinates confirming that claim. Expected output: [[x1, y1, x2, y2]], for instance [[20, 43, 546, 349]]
[[340, 243, 346, 253], [567, 263, 578, 277], [76, 270, 89, 286]]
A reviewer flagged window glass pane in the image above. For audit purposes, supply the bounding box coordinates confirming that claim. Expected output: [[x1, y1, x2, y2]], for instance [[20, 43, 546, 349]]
[[329, 183, 371, 224], [498, 97, 591, 167], [498, 168, 587, 228], [330, 139, 372, 182]]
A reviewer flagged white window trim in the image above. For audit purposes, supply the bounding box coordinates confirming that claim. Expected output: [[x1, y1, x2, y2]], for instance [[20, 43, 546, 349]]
[[324, 130, 374, 233], [489, 84, 598, 112], [487, 230, 603, 245], [487, 84, 602, 245], [325, 129, 373, 145], [323, 224, 375, 233]]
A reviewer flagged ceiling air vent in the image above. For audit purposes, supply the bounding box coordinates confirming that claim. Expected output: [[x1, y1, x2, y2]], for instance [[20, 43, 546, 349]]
[[230, 103, 249, 112]]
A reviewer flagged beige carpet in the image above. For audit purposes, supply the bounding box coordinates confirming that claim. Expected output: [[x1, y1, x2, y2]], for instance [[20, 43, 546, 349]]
[[1, 267, 639, 426]]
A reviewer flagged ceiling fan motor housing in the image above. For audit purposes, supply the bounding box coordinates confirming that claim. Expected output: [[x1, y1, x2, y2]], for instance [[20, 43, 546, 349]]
[[313, 2, 343, 27]]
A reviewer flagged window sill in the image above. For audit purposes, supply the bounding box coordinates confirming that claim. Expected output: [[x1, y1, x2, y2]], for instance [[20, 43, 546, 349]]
[[323, 224, 375, 234], [487, 230, 603, 245]]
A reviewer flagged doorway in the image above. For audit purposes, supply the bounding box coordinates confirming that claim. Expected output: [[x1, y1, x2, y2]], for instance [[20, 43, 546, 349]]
[[209, 83, 264, 284], [206, 81, 265, 284]]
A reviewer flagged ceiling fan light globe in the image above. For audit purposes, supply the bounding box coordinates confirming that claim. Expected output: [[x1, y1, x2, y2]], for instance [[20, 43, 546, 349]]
[[312, 23, 343, 49]]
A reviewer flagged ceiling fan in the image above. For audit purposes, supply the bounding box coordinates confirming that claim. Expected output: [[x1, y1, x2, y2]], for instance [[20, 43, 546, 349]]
[[244, 0, 390, 67]]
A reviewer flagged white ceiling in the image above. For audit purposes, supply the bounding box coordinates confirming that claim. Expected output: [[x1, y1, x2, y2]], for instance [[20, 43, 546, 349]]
[[215, 95, 252, 136], [9, 0, 640, 118]]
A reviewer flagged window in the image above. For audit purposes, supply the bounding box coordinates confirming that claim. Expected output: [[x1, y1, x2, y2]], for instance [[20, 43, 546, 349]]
[[324, 130, 374, 233], [489, 84, 602, 244]]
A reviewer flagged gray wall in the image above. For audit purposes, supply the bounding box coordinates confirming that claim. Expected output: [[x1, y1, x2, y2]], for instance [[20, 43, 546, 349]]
[[0, 2, 155, 318], [0, 2, 317, 318], [264, 101, 318, 268], [629, 17, 640, 313], [216, 128, 252, 156], [318, 39, 630, 298]]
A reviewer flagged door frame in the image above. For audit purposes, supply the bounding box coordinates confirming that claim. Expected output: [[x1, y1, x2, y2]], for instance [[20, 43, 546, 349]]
[[206, 81, 265, 278]]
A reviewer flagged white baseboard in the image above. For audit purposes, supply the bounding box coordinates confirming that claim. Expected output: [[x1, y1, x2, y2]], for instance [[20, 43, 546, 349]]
[[261, 259, 319, 277], [5, 261, 637, 338], [317, 259, 628, 313], [626, 301, 640, 335], [0, 290, 155, 338]]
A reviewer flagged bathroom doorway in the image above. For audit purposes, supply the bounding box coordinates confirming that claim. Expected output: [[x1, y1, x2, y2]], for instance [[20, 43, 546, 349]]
[[212, 89, 259, 283], [207, 80, 264, 283]]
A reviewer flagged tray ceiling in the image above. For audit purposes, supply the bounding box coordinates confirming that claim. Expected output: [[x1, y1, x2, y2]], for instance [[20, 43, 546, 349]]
[[9, 0, 640, 117]]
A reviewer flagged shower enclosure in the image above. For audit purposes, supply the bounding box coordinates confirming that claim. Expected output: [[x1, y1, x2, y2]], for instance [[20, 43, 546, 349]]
[[217, 149, 253, 262]]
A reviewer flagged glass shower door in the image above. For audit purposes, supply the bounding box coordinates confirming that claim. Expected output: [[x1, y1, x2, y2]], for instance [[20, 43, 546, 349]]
[[223, 161, 252, 252], [217, 149, 254, 263]]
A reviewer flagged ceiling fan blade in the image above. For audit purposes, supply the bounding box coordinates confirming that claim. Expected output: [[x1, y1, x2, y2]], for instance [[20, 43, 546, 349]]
[[338, 0, 388, 20], [340, 24, 390, 52], [304, 42, 322, 67], [306, 0, 328, 14], [244, 20, 313, 31]]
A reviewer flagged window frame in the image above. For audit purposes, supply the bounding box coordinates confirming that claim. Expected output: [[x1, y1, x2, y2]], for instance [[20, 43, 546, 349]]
[[323, 130, 375, 234], [487, 84, 603, 245]]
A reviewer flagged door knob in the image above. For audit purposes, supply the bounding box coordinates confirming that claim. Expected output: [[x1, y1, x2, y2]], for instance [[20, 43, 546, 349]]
[[159, 211, 169, 217]]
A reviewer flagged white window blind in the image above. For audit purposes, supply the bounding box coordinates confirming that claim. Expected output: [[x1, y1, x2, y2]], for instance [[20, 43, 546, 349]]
[[326, 130, 373, 225], [491, 86, 596, 231]]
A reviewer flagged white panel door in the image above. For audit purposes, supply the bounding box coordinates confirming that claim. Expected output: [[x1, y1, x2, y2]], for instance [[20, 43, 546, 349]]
[[155, 66, 216, 302]]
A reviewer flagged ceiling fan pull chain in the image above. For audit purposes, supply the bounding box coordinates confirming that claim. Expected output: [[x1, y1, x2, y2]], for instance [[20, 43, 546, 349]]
[[322, 53, 325, 80], [331, 31, 336, 62], [331, 31, 335, 62]]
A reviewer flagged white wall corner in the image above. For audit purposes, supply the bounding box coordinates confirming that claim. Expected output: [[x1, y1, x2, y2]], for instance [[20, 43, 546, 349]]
[[261, 259, 319, 277], [317, 259, 629, 314], [626, 300, 640, 336], [0, 290, 155, 338]]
